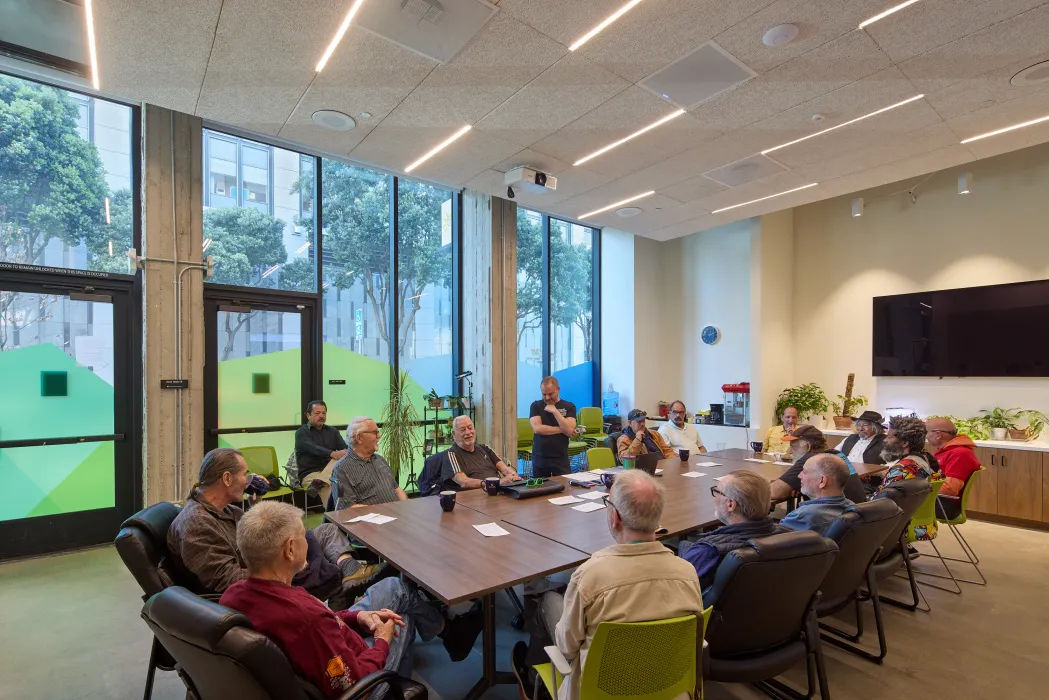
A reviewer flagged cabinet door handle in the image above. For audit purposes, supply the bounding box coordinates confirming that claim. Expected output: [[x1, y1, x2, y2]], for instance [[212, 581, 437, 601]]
[[1001, 455, 1006, 467], [991, 454, 995, 465]]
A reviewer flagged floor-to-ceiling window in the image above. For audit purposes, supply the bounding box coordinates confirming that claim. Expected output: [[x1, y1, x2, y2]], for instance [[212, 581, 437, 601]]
[[516, 208, 600, 414]]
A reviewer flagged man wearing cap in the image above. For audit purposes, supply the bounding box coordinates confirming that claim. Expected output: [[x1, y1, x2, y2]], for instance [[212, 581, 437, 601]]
[[770, 424, 867, 504], [837, 410, 887, 466], [617, 409, 676, 461]]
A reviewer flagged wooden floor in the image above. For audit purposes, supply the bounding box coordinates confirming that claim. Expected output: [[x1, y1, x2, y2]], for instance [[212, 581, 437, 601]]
[[0, 518, 1046, 700]]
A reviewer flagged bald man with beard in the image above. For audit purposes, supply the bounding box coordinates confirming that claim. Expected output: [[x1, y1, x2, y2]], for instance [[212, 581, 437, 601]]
[[925, 418, 982, 519]]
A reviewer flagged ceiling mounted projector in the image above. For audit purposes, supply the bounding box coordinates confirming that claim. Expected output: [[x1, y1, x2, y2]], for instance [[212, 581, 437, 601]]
[[504, 167, 557, 195]]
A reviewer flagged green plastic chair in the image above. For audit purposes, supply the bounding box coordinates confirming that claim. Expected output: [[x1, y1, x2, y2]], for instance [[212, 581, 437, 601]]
[[904, 479, 962, 594], [536, 614, 701, 700], [578, 406, 608, 447], [933, 466, 986, 585], [586, 447, 616, 471], [239, 446, 294, 504], [517, 418, 534, 455]]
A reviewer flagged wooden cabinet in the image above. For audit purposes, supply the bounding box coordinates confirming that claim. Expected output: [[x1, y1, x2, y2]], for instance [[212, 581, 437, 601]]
[[1042, 453, 1049, 524], [967, 446, 998, 515]]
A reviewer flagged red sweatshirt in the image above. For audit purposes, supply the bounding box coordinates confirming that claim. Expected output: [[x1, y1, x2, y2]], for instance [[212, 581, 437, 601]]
[[220, 577, 389, 698], [934, 435, 982, 498]]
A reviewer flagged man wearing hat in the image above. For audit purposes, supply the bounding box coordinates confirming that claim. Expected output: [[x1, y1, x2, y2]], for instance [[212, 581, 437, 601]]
[[617, 409, 676, 461], [770, 424, 868, 504], [837, 410, 887, 466]]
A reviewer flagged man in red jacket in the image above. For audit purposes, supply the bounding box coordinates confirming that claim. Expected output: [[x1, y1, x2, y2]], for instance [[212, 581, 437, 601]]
[[220, 502, 480, 699], [926, 418, 982, 519]]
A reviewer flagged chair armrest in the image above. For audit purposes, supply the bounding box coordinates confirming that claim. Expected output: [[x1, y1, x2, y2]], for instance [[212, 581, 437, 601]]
[[543, 646, 572, 676], [337, 670, 405, 700]]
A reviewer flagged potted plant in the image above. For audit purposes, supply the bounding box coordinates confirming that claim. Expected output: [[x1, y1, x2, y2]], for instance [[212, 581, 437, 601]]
[[1013, 409, 1049, 441], [829, 373, 868, 429], [425, 388, 444, 410], [978, 407, 1020, 441], [774, 383, 830, 426], [383, 370, 422, 481], [447, 395, 464, 410]]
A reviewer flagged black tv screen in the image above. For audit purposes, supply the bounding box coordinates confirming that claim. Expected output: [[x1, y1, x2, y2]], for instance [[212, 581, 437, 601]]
[[872, 280, 1049, 377]]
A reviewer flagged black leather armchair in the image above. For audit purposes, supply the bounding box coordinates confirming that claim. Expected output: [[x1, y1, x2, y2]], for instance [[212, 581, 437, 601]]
[[114, 502, 187, 700], [142, 586, 427, 700], [871, 479, 933, 611], [818, 499, 903, 663], [703, 531, 839, 700]]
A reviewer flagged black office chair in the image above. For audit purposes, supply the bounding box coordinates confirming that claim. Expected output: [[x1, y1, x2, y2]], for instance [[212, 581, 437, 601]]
[[142, 586, 427, 700], [114, 502, 192, 700], [703, 531, 839, 700], [871, 479, 934, 611], [817, 499, 903, 664], [605, 432, 623, 465]]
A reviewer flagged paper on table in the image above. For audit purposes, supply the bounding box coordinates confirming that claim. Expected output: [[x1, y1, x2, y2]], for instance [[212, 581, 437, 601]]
[[367, 514, 396, 525], [572, 501, 606, 513], [345, 513, 379, 523], [714, 476, 726, 481], [682, 472, 706, 478], [567, 472, 602, 483], [774, 461, 793, 466], [695, 461, 721, 467], [743, 458, 771, 463], [549, 495, 584, 505], [654, 468, 664, 475], [590, 469, 606, 475], [577, 491, 607, 500], [473, 523, 511, 537]]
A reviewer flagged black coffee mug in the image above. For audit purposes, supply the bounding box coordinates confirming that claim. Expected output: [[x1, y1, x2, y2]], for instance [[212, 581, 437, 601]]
[[601, 472, 616, 488], [483, 477, 500, 495], [439, 490, 456, 512], [678, 449, 689, 461], [751, 441, 763, 453]]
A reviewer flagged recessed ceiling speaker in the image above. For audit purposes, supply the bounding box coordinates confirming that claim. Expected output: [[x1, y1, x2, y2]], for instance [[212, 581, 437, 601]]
[[615, 207, 643, 217], [763, 24, 799, 47], [312, 110, 356, 131], [1011, 60, 1049, 87]]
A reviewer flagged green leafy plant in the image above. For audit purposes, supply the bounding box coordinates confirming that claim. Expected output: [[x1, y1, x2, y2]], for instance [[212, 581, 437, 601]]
[[380, 370, 421, 480], [830, 394, 869, 417], [446, 395, 464, 409], [978, 407, 1020, 431], [1018, 410, 1048, 440], [774, 383, 830, 424], [929, 414, 990, 441]]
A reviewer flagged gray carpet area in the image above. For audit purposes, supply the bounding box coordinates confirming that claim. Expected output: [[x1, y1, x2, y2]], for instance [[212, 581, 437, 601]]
[[0, 518, 1045, 700]]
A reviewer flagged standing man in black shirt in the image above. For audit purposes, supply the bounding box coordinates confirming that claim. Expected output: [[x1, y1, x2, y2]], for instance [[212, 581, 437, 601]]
[[294, 400, 348, 503], [528, 376, 577, 477]]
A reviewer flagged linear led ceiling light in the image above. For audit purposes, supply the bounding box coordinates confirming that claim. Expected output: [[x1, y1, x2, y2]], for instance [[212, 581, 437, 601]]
[[575, 110, 685, 166], [761, 95, 924, 155], [960, 114, 1049, 143], [570, 0, 646, 51], [859, 0, 922, 29], [579, 191, 655, 219], [316, 0, 367, 72], [405, 125, 472, 173], [84, 0, 100, 89], [711, 183, 818, 214]]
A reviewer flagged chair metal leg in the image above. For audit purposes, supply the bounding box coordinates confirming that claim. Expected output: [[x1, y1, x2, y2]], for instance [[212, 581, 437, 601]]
[[911, 540, 963, 594], [142, 637, 160, 700], [882, 532, 931, 612], [932, 513, 987, 585]]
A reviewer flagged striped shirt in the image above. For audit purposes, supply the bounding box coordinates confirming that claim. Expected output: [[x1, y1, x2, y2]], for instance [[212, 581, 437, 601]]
[[332, 450, 400, 510]]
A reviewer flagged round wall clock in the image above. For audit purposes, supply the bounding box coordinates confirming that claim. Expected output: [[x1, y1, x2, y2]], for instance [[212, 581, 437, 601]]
[[701, 326, 721, 345]]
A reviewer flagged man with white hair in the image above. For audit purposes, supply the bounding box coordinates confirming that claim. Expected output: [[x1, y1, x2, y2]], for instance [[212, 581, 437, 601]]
[[514, 470, 703, 700], [220, 502, 485, 698], [331, 416, 408, 510], [780, 453, 857, 536], [439, 415, 521, 490]]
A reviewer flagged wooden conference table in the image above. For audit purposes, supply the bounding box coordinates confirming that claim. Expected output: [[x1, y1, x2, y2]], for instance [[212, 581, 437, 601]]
[[327, 448, 889, 698]]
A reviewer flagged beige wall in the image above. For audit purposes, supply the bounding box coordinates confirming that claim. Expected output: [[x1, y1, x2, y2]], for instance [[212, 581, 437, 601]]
[[792, 141, 1049, 419], [750, 210, 794, 430]]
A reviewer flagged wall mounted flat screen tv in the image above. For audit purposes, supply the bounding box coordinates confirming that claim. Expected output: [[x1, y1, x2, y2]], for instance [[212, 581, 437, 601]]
[[872, 279, 1049, 377]]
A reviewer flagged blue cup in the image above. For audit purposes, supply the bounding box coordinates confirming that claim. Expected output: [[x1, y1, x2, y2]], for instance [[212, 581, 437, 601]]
[[751, 441, 763, 453], [439, 490, 456, 512], [601, 472, 616, 489], [483, 477, 500, 495]]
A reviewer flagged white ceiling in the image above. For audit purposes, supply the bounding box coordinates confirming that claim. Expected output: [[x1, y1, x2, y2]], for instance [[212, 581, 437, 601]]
[[88, 0, 1049, 239]]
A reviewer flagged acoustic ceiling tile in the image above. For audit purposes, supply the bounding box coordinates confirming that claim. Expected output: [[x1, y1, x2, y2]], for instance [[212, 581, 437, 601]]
[[194, 0, 348, 135], [815, 144, 975, 200], [947, 89, 1049, 160], [352, 125, 521, 185], [687, 30, 892, 134], [95, 0, 223, 114], [864, 0, 1047, 65], [692, 169, 814, 214], [926, 50, 1049, 122], [647, 215, 718, 241], [476, 52, 630, 147], [614, 200, 714, 234], [558, 189, 682, 224], [658, 176, 730, 203]]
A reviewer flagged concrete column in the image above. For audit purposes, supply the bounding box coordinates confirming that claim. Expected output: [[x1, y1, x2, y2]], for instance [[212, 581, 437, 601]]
[[461, 192, 517, 460], [750, 209, 795, 432], [142, 105, 205, 504]]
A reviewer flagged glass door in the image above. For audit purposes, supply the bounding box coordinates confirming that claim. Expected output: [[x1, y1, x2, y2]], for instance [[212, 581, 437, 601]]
[[204, 296, 315, 467], [0, 278, 139, 558]]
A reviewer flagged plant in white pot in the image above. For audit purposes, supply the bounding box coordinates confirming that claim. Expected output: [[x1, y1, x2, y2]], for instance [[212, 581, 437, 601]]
[[979, 407, 1020, 441]]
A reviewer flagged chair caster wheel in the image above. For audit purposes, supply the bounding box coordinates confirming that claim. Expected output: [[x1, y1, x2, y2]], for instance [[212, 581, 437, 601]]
[[512, 614, 525, 630]]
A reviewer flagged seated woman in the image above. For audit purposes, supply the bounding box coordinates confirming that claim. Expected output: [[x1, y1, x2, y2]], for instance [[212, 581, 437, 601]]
[[763, 406, 799, 456]]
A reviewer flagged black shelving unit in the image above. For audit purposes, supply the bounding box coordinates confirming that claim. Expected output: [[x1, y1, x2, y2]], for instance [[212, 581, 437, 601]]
[[405, 403, 475, 494]]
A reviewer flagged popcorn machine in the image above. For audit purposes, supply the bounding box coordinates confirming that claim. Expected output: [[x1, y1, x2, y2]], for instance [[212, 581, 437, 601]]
[[721, 382, 750, 427]]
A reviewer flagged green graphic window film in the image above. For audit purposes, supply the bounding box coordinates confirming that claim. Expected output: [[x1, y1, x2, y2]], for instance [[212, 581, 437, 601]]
[[217, 309, 301, 429]]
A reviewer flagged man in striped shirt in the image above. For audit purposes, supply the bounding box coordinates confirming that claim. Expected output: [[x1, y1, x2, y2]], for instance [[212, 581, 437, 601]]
[[332, 417, 408, 510], [440, 416, 521, 490]]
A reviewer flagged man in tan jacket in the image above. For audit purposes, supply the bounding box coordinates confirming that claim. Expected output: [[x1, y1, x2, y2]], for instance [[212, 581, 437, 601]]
[[616, 409, 676, 461], [516, 469, 703, 700]]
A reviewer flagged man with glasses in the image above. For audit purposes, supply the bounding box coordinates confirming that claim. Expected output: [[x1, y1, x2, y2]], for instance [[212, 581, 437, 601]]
[[616, 408, 676, 461], [658, 400, 706, 455], [513, 470, 702, 700], [926, 417, 981, 519], [331, 417, 408, 510], [678, 471, 790, 589]]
